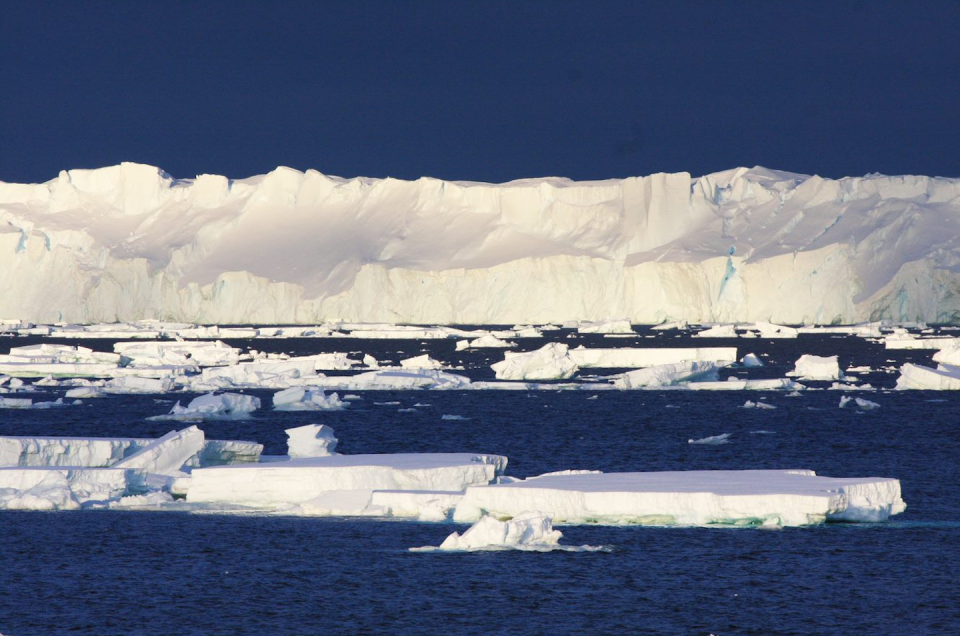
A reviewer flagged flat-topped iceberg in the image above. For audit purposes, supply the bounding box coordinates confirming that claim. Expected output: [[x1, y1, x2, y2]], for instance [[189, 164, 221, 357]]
[[895, 363, 960, 390], [789, 355, 841, 381], [612, 360, 726, 389], [285, 424, 338, 458], [273, 387, 345, 411], [453, 470, 905, 527], [187, 453, 508, 507], [569, 346, 737, 368]]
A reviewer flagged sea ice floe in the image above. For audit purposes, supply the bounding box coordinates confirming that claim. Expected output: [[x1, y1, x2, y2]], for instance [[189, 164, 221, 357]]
[[273, 387, 345, 411], [417, 512, 571, 552], [742, 400, 776, 409], [569, 346, 737, 368], [741, 353, 764, 367], [788, 354, 841, 381], [693, 324, 738, 338], [187, 453, 508, 507], [577, 319, 633, 334], [688, 433, 731, 445], [452, 470, 906, 527], [839, 396, 880, 410], [895, 363, 960, 390], [149, 392, 261, 421], [491, 343, 578, 380], [399, 354, 443, 370], [612, 360, 726, 389]]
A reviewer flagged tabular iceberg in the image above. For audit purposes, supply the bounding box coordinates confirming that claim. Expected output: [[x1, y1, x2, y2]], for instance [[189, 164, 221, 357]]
[[3, 163, 960, 325]]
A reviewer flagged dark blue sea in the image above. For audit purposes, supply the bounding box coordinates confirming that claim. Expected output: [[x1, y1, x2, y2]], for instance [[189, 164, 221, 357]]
[[0, 328, 958, 635]]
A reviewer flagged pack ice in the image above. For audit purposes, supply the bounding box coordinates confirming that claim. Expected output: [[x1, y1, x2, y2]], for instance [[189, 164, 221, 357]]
[[3, 163, 960, 325]]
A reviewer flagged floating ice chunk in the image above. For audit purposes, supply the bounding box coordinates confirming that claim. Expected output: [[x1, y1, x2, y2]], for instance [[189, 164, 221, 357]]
[[362, 354, 380, 368], [455, 340, 469, 351], [613, 360, 725, 389], [65, 386, 106, 399], [197, 359, 319, 388], [114, 340, 241, 367], [694, 324, 737, 338], [109, 491, 175, 508], [423, 512, 565, 552], [652, 320, 688, 331], [454, 470, 906, 527], [441, 414, 468, 421], [0, 396, 35, 409], [399, 354, 443, 370], [491, 343, 578, 380], [464, 334, 516, 349], [752, 322, 799, 338], [188, 453, 507, 507], [788, 355, 841, 381], [841, 396, 880, 410], [113, 426, 205, 476], [569, 347, 737, 368], [285, 424, 338, 458], [104, 376, 175, 394], [688, 433, 731, 445], [273, 387, 345, 411], [577, 319, 633, 334], [742, 401, 776, 409], [315, 369, 471, 390], [885, 336, 960, 350], [295, 489, 382, 516], [895, 363, 960, 390], [150, 392, 260, 421], [742, 353, 764, 367]]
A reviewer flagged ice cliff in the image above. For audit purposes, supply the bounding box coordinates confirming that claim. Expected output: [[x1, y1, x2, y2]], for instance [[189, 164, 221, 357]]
[[2, 162, 959, 324]]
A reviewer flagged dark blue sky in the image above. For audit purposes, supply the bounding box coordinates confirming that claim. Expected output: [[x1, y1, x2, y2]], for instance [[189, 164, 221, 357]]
[[2, 1, 958, 183]]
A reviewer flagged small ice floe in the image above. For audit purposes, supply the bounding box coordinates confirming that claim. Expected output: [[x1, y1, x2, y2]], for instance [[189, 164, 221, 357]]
[[65, 386, 106, 399], [750, 430, 776, 434], [272, 387, 345, 411], [149, 392, 260, 421], [411, 511, 607, 553], [688, 433, 731, 445], [399, 354, 443, 370], [374, 401, 401, 406], [398, 408, 418, 413], [0, 397, 70, 409], [839, 396, 881, 410], [742, 400, 776, 410], [441, 414, 469, 421], [413, 402, 431, 407], [343, 394, 362, 401], [693, 324, 738, 338]]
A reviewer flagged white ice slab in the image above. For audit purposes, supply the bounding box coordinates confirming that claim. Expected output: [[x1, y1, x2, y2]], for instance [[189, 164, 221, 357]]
[[569, 346, 736, 368], [895, 363, 960, 390], [313, 369, 472, 390], [0, 467, 142, 510], [273, 387, 345, 411], [150, 392, 261, 421], [113, 426, 205, 476], [612, 360, 726, 388], [187, 453, 507, 507], [491, 343, 578, 380], [426, 512, 565, 551], [453, 470, 905, 527], [285, 424, 338, 458], [789, 354, 841, 381]]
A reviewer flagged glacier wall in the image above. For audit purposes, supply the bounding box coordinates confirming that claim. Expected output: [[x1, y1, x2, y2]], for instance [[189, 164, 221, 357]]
[[1, 162, 959, 324]]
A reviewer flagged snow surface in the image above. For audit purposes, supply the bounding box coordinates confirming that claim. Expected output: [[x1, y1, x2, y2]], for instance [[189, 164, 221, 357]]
[[453, 470, 906, 527], [4, 163, 960, 325]]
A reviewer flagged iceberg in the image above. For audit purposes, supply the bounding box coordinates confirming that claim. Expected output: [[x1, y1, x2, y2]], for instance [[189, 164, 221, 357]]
[[491, 343, 578, 380], [285, 424, 338, 458], [569, 346, 737, 368], [612, 360, 726, 389], [113, 426, 205, 476], [150, 392, 260, 421], [187, 453, 507, 507], [688, 433, 731, 445], [789, 355, 841, 381], [422, 512, 567, 552], [0, 468, 139, 510], [453, 470, 906, 527], [399, 354, 443, 370], [272, 387, 346, 411], [895, 363, 960, 390], [5, 164, 960, 326]]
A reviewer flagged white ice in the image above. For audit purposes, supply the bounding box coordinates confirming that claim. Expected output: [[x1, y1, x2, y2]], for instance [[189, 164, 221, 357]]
[[613, 360, 726, 389], [150, 392, 260, 421], [789, 355, 841, 381], [491, 343, 578, 380], [453, 470, 906, 527], [569, 346, 737, 368], [273, 387, 345, 411], [285, 424, 339, 458]]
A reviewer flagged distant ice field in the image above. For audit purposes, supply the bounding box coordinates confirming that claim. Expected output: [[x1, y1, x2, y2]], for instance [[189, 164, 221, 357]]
[[0, 328, 958, 634]]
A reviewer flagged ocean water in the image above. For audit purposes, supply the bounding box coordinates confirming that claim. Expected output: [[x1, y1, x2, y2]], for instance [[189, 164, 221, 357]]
[[0, 329, 958, 635]]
